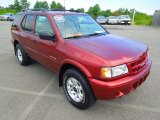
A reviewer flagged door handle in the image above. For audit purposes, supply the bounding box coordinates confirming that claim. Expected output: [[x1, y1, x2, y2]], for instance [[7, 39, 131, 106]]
[[32, 39, 38, 43]]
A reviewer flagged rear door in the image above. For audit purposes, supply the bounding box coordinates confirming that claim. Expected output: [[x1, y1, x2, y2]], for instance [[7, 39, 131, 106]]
[[19, 14, 35, 55]]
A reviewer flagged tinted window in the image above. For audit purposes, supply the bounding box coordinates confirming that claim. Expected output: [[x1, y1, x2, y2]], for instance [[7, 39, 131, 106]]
[[12, 14, 23, 27], [35, 16, 54, 35], [22, 14, 34, 32]]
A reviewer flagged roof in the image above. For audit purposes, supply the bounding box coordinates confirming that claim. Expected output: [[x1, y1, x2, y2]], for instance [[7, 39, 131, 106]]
[[18, 9, 87, 15]]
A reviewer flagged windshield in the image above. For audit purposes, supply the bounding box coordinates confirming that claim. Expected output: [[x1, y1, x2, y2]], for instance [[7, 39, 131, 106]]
[[109, 16, 117, 19], [53, 14, 107, 39], [121, 15, 130, 19], [97, 16, 105, 19]]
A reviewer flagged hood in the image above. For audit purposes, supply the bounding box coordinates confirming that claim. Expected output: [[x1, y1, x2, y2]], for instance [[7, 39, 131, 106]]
[[67, 34, 147, 66], [0, 15, 7, 18], [0, 15, 4, 17]]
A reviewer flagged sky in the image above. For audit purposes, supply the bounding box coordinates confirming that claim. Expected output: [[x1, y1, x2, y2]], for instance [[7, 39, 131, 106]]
[[0, 0, 159, 15]]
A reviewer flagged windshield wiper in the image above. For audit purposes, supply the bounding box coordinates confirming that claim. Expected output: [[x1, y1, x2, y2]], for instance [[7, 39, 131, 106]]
[[64, 35, 84, 39], [85, 32, 106, 37], [64, 32, 106, 39]]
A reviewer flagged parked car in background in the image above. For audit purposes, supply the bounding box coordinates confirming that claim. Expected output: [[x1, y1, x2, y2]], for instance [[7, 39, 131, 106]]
[[118, 15, 131, 25], [9, 15, 16, 21], [96, 16, 106, 24], [106, 16, 118, 25], [0, 13, 15, 21]]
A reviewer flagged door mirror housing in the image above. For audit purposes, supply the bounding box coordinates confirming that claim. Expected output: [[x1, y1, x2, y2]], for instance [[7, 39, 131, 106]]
[[38, 31, 55, 41]]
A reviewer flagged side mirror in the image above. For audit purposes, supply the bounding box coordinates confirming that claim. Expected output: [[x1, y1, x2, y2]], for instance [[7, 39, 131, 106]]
[[39, 31, 55, 41]]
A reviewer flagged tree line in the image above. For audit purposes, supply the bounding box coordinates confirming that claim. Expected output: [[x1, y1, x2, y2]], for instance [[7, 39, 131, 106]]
[[1, 0, 153, 25]]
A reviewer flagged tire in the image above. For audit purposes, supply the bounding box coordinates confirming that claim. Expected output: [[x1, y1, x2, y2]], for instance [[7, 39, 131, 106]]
[[63, 68, 96, 110], [15, 44, 31, 66]]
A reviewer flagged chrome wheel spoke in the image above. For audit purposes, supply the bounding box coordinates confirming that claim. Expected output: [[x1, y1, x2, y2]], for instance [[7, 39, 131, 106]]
[[66, 77, 85, 102], [17, 49, 23, 62]]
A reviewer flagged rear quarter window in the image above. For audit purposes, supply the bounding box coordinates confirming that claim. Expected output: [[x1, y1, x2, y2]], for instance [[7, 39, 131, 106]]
[[21, 14, 34, 32]]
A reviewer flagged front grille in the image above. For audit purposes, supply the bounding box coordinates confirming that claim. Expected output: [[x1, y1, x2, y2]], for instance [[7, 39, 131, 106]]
[[127, 52, 148, 74]]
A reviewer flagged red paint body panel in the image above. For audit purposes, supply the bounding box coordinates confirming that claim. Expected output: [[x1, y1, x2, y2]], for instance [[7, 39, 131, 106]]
[[11, 11, 152, 100]]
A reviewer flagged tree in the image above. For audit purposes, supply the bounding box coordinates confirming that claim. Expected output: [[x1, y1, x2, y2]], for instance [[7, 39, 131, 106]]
[[56, 3, 63, 9], [50, 1, 64, 9], [20, 0, 30, 9], [50, 1, 56, 9], [87, 4, 100, 18], [99, 9, 112, 17], [77, 8, 84, 13], [69, 8, 75, 11], [34, 1, 49, 9], [9, 0, 22, 11]]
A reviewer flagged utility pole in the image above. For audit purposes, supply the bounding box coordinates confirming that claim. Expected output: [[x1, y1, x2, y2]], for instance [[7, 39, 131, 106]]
[[132, 9, 136, 25]]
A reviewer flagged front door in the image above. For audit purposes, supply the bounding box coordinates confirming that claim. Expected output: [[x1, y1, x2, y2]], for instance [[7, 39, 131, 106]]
[[31, 15, 59, 72]]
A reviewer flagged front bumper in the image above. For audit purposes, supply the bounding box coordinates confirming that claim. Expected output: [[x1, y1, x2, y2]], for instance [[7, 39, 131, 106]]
[[120, 21, 131, 24], [89, 59, 152, 99], [108, 21, 118, 24], [98, 21, 106, 24]]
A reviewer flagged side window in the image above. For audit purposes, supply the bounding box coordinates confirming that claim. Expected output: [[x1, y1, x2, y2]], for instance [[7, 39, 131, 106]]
[[35, 15, 54, 35], [12, 14, 23, 27], [21, 14, 34, 32]]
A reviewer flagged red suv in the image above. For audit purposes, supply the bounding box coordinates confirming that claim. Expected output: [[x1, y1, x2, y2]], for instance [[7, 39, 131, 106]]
[[11, 10, 152, 110]]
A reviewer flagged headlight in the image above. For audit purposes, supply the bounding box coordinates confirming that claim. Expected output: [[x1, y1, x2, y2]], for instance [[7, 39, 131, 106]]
[[101, 64, 128, 78]]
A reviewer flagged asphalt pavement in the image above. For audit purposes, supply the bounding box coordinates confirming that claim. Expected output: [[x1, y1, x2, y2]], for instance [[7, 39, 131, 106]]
[[0, 21, 160, 120]]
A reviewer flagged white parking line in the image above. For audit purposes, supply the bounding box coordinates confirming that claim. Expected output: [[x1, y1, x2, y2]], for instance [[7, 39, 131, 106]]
[[0, 81, 160, 114], [153, 63, 160, 65], [0, 86, 60, 98], [0, 87, 40, 96], [99, 101, 160, 113], [17, 80, 53, 120]]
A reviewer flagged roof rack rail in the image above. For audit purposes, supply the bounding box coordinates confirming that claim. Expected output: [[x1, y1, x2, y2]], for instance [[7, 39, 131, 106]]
[[49, 9, 80, 13], [21, 8, 47, 12], [21, 9, 80, 13]]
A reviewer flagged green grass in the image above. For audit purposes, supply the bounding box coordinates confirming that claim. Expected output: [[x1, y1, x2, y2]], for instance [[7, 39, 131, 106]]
[[0, 8, 18, 15], [134, 13, 152, 26]]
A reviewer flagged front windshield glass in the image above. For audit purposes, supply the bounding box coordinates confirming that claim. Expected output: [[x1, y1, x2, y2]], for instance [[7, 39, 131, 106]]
[[97, 16, 105, 19], [53, 14, 107, 39], [109, 16, 117, 19], [121, 15, 130, 19]]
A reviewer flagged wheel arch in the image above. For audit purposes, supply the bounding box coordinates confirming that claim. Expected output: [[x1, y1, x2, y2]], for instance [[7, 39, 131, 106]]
[[59, 59, 92, 86], [14, 40, 19, 55]]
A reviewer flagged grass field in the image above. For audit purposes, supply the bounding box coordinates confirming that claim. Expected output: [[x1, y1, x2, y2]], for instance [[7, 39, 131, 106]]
[[0, 8, 17, 15]]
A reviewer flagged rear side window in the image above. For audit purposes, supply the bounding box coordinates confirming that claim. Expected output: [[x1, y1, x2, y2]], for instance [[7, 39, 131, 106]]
[[12, 14, 23, 27], [22, 14, 34, 32]]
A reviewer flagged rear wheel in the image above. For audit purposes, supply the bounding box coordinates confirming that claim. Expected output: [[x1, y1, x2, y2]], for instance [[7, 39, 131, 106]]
[[63, 68, 96, 110], [15, 44, 31, 66]]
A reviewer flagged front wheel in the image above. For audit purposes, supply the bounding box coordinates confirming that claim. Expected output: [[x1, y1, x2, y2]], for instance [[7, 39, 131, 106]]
[[63, 68, 96, 110]]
